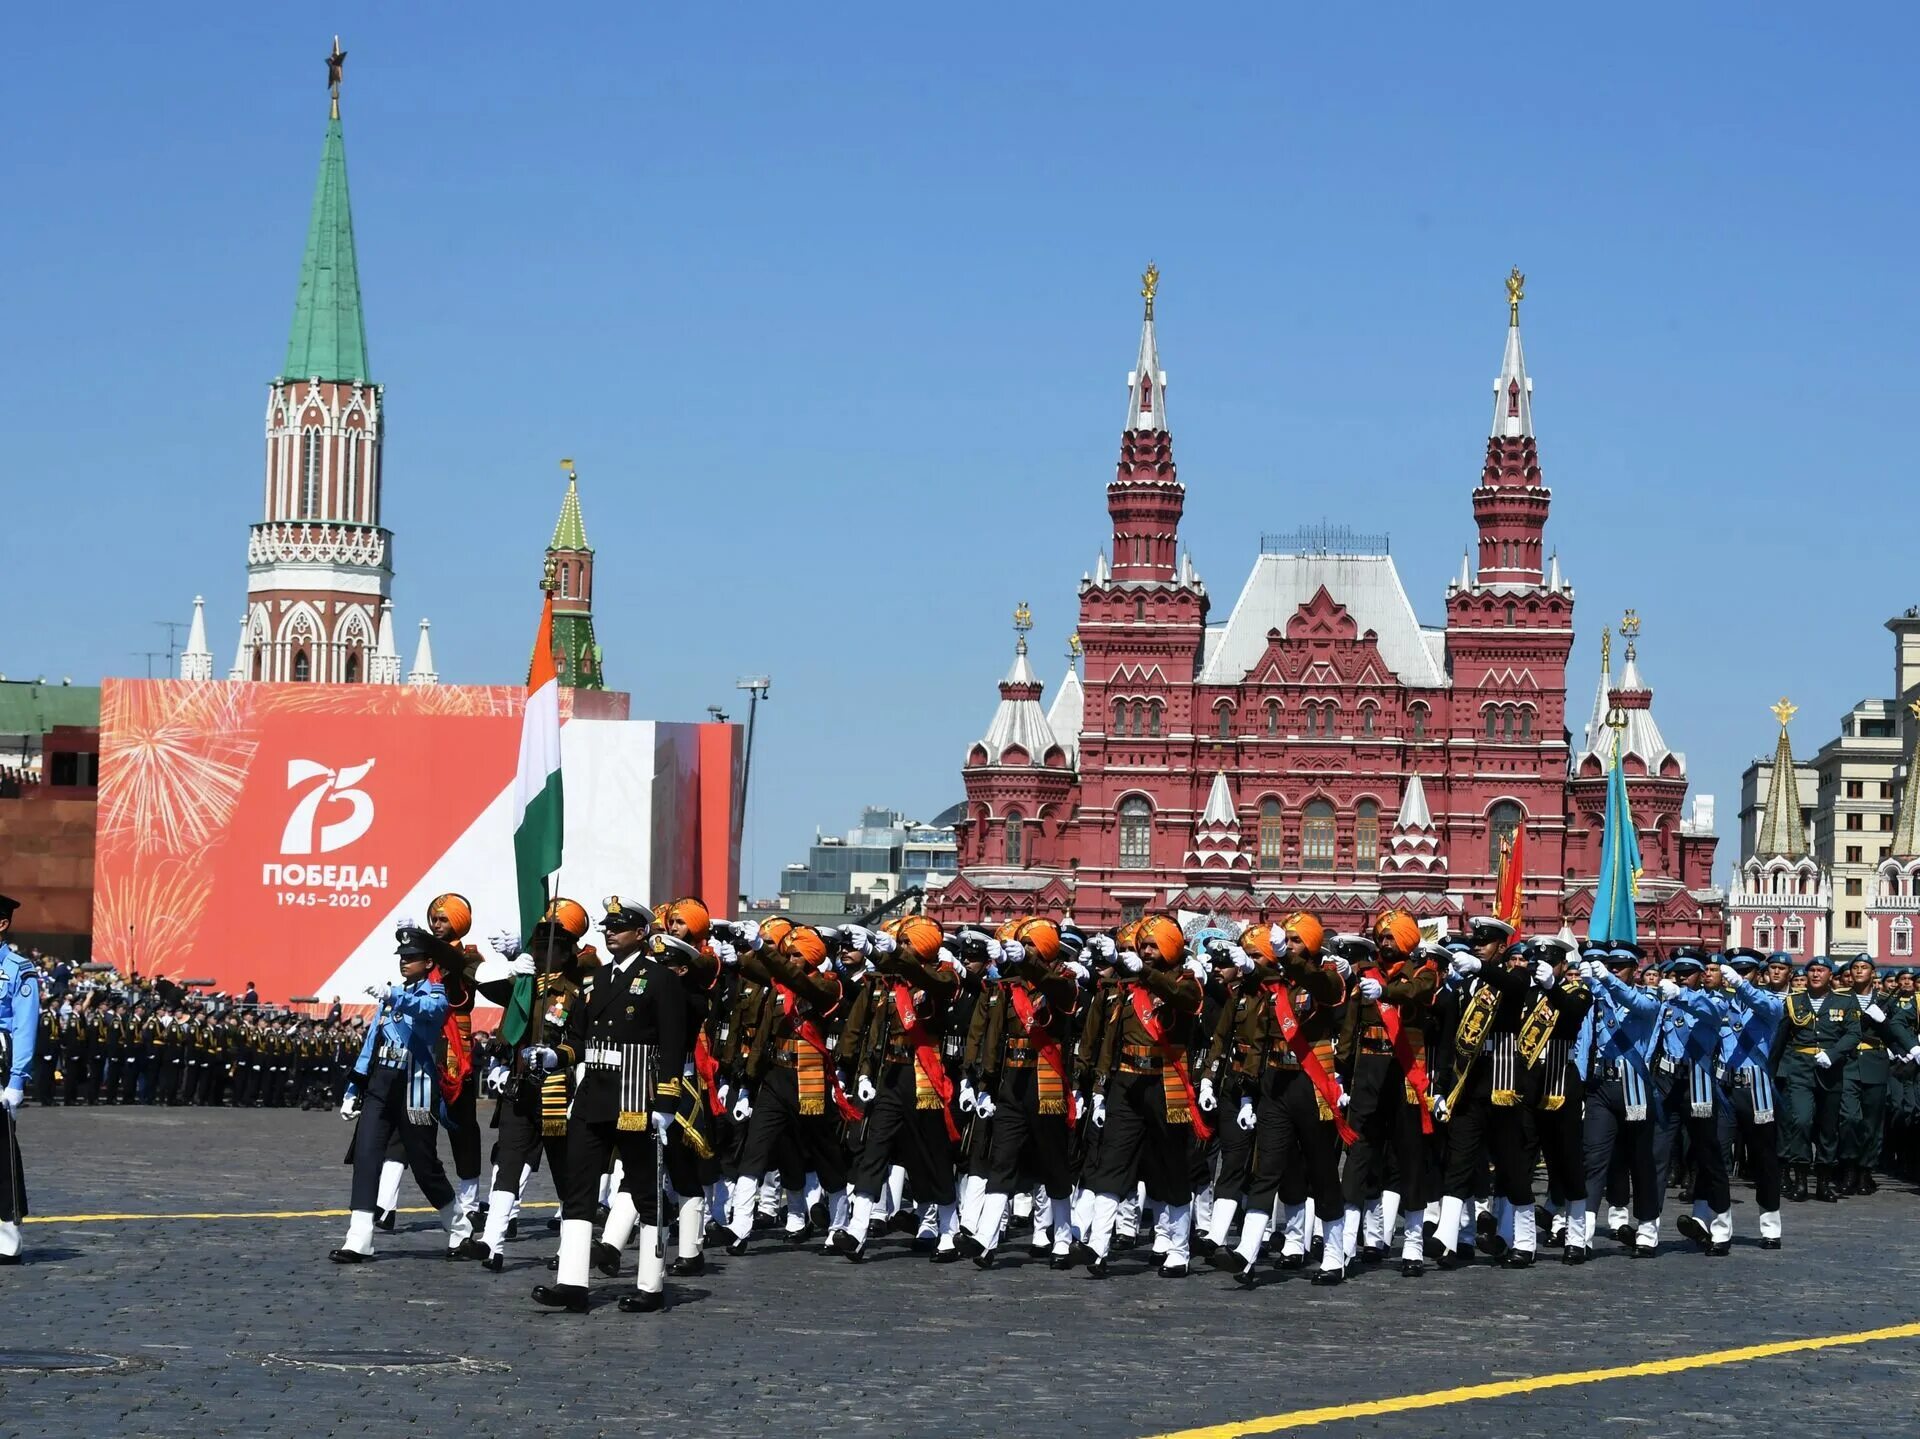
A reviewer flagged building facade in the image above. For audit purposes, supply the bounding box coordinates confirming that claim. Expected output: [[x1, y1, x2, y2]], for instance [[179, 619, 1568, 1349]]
[[1727, 702, 1830, 959], [777, 805, 960, 920], [935, 270, 1722, 943]]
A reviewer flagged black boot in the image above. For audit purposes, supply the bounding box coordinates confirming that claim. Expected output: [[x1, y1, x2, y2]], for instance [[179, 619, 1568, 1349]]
[[592, 1241, 623, 1277], [1814, 1165, 1838, 1202], [1858, 1167, 1880, 1196]]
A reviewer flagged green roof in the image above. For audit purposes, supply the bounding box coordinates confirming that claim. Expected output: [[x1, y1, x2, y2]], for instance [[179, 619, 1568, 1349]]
[[0, 681, 101, 737], [553, 613, 605, 690], [551, 476, 591, 552], [281, 116, 370, 383]]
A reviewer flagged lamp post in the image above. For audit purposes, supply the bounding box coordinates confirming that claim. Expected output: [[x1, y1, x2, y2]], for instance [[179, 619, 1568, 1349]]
[[734, 676, 770, 901]]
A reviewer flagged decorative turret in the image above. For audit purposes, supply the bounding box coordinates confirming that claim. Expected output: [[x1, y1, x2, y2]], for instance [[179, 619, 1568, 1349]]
[[1044, 635, 1085, 768], [1893, 700, 1920, 859], [1754, 698, 1808, 858], [1108, 265, 1184, 584], [1732, 697, 1827, 959], [1183, 772, 1251, 884], [970, 604, 1063, 768], [407, 618, 438, 686], [546, 459, 605, 690], [179, 597, 214, 681], [1380, 772, 1447, 888], [369, 599, 401, 684], [1472, 267, 1550, 586]]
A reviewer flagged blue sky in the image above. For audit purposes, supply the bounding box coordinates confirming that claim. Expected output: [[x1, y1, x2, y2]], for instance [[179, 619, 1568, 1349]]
[[4, 6, 1916, 895]]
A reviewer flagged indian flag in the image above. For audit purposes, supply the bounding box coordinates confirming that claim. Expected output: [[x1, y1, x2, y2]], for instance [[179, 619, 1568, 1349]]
[[513, 589, 564, 938]]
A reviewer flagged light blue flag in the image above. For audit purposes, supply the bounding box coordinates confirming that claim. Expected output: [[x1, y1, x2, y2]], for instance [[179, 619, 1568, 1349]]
[[1590, 743, 1643, 943]]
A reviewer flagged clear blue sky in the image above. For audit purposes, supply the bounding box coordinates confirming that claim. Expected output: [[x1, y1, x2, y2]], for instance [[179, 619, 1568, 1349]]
[[5, 6, 1916, 896]]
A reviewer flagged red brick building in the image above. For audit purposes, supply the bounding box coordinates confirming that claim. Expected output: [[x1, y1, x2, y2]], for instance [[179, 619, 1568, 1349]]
[[935, 270, 1723, 945]]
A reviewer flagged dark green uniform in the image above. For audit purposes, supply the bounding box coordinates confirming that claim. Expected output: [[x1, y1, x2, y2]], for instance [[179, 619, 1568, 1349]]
[[1775, 989, 1860, 1186], [1839, 983, 1919, 1188]]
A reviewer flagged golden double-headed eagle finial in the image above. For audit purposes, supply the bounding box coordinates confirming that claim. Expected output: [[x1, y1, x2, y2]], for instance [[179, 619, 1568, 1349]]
[[1067, 633, 1083, 660], [1141, 263, 1160, 319], [560, 457, 577, 480], [1506, 265, 1525, 324], [1621, 609, 1640, 638], [1772, 697, 1798, 729]]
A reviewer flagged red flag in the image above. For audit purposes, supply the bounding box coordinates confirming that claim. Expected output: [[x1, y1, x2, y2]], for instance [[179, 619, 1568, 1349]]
[[1495, 826, 1526, 931]]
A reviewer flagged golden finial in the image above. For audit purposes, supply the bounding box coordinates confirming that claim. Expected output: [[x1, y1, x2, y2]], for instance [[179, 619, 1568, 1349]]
[[1141, 263, 1160, 320], [560, 457, 577, 481], [1600, 628, 1611, 673], [1908, 698, 1920, 721], [1067, 633, 1082, 660], [327, 37, 347, 122], [1506, 265, 1525, 326], [542, 555, 558, 594], [1620, 608, 1640, 638], [1013, 601, 1033, 655], [1772, 697, 1798, 729]]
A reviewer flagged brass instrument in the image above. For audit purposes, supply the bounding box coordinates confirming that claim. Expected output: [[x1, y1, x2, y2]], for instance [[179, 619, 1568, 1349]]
[[1438, 981, 1499, 1119]]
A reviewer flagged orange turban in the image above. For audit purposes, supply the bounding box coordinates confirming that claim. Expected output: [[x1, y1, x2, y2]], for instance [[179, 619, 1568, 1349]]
[[1242, 925, 1277, 962], [1282, 911, 1324, 954], [1141, 916, 1185, 962], [1116, 920, 1141, 953], [995, 916, 1030, 943], [898, 916, 944, 962], [545, 898, 590, 940], [1373, 910, 1420, 954], [782, 926, 828, 967], [759, 916, 795, 951], [1014, 917, 1062, 963], [670, 898, 711, 943], [428, 893, 472, 939]]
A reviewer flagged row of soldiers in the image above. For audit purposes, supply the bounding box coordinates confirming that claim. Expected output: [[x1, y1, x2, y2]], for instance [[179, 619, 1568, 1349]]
[[27, 997, 369, 1110], [334, 892, 1920, 1310]]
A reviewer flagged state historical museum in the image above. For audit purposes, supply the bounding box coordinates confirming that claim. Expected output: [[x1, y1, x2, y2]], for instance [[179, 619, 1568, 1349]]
[[934, 269, 1723, 946]]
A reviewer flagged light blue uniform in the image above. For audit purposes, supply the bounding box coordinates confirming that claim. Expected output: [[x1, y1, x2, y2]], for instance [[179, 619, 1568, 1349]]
[[0, 941, 40, 1239]]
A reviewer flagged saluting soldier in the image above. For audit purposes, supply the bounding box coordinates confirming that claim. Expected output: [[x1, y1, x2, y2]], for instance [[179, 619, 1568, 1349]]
[[1651, 950, 1733, 1255], [1775, 955, 1862, 1203], [1715, 949, 1786, 1246]]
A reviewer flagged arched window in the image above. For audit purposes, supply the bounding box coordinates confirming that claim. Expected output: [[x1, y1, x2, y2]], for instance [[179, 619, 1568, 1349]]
[[344, 652, 361, 684], [1302, 801, 1336, 871], [1893, 918, 1913, 957], [1504, 602, 1516, 627], [1410, 704, 1427, 740], [342, 433, 358, 520], [1135, 597, 1146, 622], [1147, 700, 1163, 737], [1217, 706, 1233, 739], [1519, 707, 1532, 740], [293, 649, 312, 683], [560, 565, 572, 599], [301, 429, 323, 519], [1485, 708, 1498, 740], [1488, 801, 1523, 871], [1356, 800, 1379, 871], [1265, 701, 1280, 737], [1754, 918, 1774, 950], [1301, 701, 1317, 734], [1005, 809, 1024, 867], [1258, 798, 1283, 871], [1118, 796, 1152, 870], [1111, 698, 1126, 734], [1360, 706, 1376, 738], [1501, 705, 1515, 740], [1130, 700, 1145, 738]]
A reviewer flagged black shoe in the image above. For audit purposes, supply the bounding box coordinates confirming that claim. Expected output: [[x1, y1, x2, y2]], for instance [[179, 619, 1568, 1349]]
[[1049, 1251, 1075, 1270], [1502, 1249, 1536, 1269], [911, 1235, 938, 1253], [1562, 1245, 1588, 1265], [1158, 1259, 1188, 1279], [531, 1283, 590, 1312], [1481, 1233, 1508, 1259], [593, 1241, 623, 1277], [1436, 1248, 1465, 1270], [1423, 1232, 1444, 1260], [1208, 1249, 1243, 1273], [830, 1231, 865, 1263], [670, 1253, 706, 1277], [1457, 1244, 1475, 1265], [887, 1210, 920, 1235], [1308, 1238, 1325, 1263], [505, 1218, 521, 1240], [725, 1235, 749, 1257], [447, 1238, 486, 1261], [808, 1200, 829, 1231], [1086, 1256, 1110, 1279], [784, 1223, 815, 1245], [1859, 1171, 1880, 1196], [1611, 1224, 1636, 1244], [955, 1233, 985, 1259], [972, 1249, 995, 1271], [704, 1222, 730, 1248], [1475, 1210, 1498, 1242], [545, 1216, 561, 1232], [1276, 1252, 1306, 1271], [1705, 1241, 1731, 1257], [929, 1244, 963, 1265], [1632, 1242, 1657, 1258], [1758, 1236, 1782, 1250], [1399, 1258, 1425, 1278], [545, 1256, 559, 1271], [482, 1250, 505, 1272], [375, 1209, 397, 1232], [328, 1248, 369, 1264], [1193, 1236, 1217, 1259], [1814, 1168, 1838, 1203], [1360, 1244, 1387, 1264], [1028, 1242, 1051, 1261], [1232, 1260, 1259, 1289], [1676, 1215, 1710, 1248], [617, 1290, 664, 1313], [1310, 1268, 1344, 1286]]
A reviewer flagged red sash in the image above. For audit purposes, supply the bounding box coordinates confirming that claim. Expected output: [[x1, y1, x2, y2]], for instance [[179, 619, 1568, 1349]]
[[892, 982, 961, 1141], [1374, 968, 1434, 1135], [1008, 982, 1078, 1124], [436, 1014, 469, 1103], [1127, 983, 1212, 1142], [1269, 984, 1358, 1145], [693, 1031, 723, 1116], [773, 980, 864, 1124]]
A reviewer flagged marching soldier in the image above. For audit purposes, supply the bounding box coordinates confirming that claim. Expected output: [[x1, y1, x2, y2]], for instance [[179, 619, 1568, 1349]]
[[1775, 955, 1861, 1203], [1837, 956, 1920, 1194], [1527, 936, 1593, 1263], [1651, 951, 1733, 1255], [0, 893, 40, 1263], [1579, 944, 1665, 1254], [423, 894, 485, 1218], [1715, 949, 1785, 1246], [1194, 929, 1265, 1261], [534, 896, 688, 1314], [1428, 917, 1520, 1268]]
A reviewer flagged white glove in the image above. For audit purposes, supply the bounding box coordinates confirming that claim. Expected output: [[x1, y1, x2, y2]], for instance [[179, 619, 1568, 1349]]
[[1235, 1096, 1255, 1131], [1089, 934, 1117, 961], [1814, 1050, 1833, 1070], [709, 940, 737, 967], [1429, 1094, 1449, 1122], [1336, 1090, 1351, 1109], [840, 924, 872, 956], [1184, 955, 1209, 984], [1658, 980, 1681, 1001], [1062, 960, 1090, 982], [0, 1087, 22, 1112], [490, 931, 522, 957], [339, 1094, 360, 1121], [1121, 953, 1144, 974], [1533, 960, 1555, 988], [1906, 1046, 1920, 1064], [958, 1079, 977, 1114], [1358, 976, 1383, 1001], [1229, 944, 1254, 973], [508, 954, 537, 977], [871, 931, 897, 955], [975, 1094, 997, 1120], [482, 1064, 510, 1097], [1327, 955, 1351, 979], [1001, 940, 1026, 967], [732, 1090, 753, 1122], [1090, 1094, 1107, 1129], [733, 920, 762, 951], [856, 1075, 876, 1103], [1449, 956, 1482, 978], [983, 938, 1004, 963], [1864, 1003, 1886, 1024], [651, 1110, 673, 1143], [520, 1045, 559, 1073], [716, 1082, 730, 1110], [1197, 1077, 1218, 1112]]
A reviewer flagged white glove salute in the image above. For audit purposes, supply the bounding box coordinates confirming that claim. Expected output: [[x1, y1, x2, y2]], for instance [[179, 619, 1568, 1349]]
[[490, 931, 523, 957], [1001, 940, 1027, 967], [1906, 1046, 1920, 1064], [520, 1045, 559, 1073], [1533, 959, 1555, 988], [856, 1075, 877, 1103], [1197, 1077, 1218, 1112], [1327, 955, 1351, 979], [1088, 934, 1117, 961], [339, 1094, 360, 1121], [1121, 953, 1144, 974], [732, 1089, 754, 1122], [716, 1082, 730, 1110], [710, 939, 738, 967], [1449, 955, 1481, 978], [1358, 976, 1383, 1002], [840, 924, 873, 956], [733, 919, 762, 950], [508, 954, 537, 977], [1236, 1096, 1256, 1131], [983, 938, 1005, 963], [1229, 944, 1255, 973], [1090, 1094, 1107, 1129], [1184, 955, 1209, 984], [871, 931, 897, 955], [1063, 959, 1090, 982], [1658, 979, 1681, 1001]]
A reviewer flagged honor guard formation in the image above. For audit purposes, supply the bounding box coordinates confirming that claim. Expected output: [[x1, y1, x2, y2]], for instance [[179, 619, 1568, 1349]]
[[6, 889, 1920, 1292]]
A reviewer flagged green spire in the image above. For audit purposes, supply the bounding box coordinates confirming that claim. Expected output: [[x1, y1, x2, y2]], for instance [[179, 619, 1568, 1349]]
[[282, 115, 370, 383], [551, 475, 590, 551]]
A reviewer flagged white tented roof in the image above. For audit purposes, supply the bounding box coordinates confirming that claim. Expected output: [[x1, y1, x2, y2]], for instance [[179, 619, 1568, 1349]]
[[976, 648, 1061, 764], [1197, 553, 1450, 688], [1044, 664, 1084, 767]]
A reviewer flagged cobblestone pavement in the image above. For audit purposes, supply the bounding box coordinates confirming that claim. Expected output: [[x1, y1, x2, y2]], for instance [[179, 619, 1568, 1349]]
[[4, 1108, 1919, 1438]]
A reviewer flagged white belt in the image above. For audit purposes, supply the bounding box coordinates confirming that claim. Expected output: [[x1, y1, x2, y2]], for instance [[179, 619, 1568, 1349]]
[[585, 1046, 622, 1067], [377, 1044, 410, 1067]]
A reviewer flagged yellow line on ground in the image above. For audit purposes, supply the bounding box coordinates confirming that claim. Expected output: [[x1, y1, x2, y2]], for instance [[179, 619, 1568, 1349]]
[[25, 1202, 560, 1224], [1143, 1319, 1920, 1439]]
